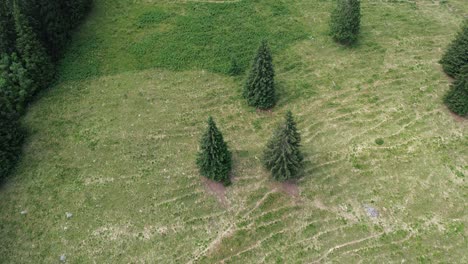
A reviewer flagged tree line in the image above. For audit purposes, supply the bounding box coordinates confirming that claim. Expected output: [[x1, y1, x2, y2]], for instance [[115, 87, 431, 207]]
[[0, 0, 92, 181]]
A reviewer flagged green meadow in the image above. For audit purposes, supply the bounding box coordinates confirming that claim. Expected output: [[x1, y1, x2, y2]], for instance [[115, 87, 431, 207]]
[[1, 0, 467, 263]]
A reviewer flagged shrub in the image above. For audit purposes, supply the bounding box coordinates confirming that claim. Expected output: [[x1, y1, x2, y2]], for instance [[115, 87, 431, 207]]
[[263, 111, 304, 181], [196, 117, 232, 185], [330, 0, 361, 45], [440, 21, 468, 78], [375, 138, 384, 145], [243, 40, 276, 110], [444, 65, 468, 117]]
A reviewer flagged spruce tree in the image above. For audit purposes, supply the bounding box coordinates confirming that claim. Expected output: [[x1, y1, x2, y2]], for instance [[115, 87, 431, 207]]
[[0, 95, 23, 181], [0, 0, 16, 54], [243, 40, 276, 110], [263, 111, 303, 181], [13, 2, 54, 92], [440, 21, 468, 78], [0, 52, 32, 113], [37, 0, 70, 60], [444, 65, 468, 117], [196, 117, 232, 185], [330, 0, 361, 45]]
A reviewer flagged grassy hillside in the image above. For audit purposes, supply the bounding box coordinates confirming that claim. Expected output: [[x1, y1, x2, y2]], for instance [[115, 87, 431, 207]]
[[1, 0, 467, 263]]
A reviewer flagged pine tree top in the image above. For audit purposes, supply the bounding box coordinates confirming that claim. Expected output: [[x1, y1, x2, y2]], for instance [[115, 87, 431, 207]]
[[263, 111, 303, 181], [243, 40, 276, 109], [203, 116, 223, 142], [197, 116, 232, 185], [284, 111, 301, 144]]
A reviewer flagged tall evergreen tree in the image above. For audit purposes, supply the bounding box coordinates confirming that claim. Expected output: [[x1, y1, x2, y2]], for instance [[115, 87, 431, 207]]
[[243, 40, 276, 110], [0, 95, 23, 181], [0, 0, 16, 54], [444, 65, 468, 117], [330, 0, 361, 45], [0, 52, 32, 113], [37, 0, 70, 60], [440, 21, 468, 78], [263, 111, 303, 181], [196, 117, 232, 185], [13, 2, 54, 92]]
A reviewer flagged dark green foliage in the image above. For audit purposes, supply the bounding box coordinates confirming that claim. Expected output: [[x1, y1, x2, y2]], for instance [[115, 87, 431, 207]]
[[263, 111, 304, 181], [243, 40, 276, 110], [228, 56, 243, 76], [37, 0, 70, 60], [375, 138, 384, 145], [0, 53, 32, 113], [330, 0, 361, 45], [64, 0, 92, 29], [444, 66, 468, 117], [14, 0, 92, 59], [14, 4, 54, 92], [0, 96, 23, 181], [0, 0, 16, 54], [196, 117, 232, 185], [440, 21, 468, 78]]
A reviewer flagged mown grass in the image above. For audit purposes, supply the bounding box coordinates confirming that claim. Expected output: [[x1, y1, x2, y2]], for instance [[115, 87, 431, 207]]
[[1, 0, 467, 263]]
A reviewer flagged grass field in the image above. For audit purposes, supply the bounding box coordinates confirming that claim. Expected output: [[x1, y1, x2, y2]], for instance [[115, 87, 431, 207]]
[[1, 0, 467, 263]]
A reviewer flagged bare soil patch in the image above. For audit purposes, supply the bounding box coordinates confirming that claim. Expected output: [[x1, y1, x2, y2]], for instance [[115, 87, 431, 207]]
[[448, 110, 467, 123], [272, 180, 300, 198], [202, 178, 228, 206]]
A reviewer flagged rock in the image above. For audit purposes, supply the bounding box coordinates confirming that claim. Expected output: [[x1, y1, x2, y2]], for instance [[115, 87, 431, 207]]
[[20, 210, 27, 215], [60, 254, 66, 262], [66, 212, 73, 219], [364, 204, 379, 218]]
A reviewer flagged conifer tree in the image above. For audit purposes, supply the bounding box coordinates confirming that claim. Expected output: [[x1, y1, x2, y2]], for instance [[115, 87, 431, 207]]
[[13, 2, 54, 92], [0, 95, 23, 181], [263, 111, 303, 181], [440, 21, 468, 78], [0, 0, 16, 54], [196, 117, 232, 185], [444, 65, 468, 117], [0, 52, 32, 113], [330, 0, 361, 45], [37, 0, 70, 60], [243, 40, 276, 110]]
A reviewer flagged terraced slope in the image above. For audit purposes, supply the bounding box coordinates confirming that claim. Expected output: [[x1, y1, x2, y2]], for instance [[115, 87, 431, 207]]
[[0, 0, 467, 263]]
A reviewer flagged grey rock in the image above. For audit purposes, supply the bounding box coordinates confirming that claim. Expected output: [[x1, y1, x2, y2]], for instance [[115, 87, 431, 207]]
[[364, 205, 379, 218], [20, 210, 27, 215], [66, 212, 73, 219], [60, 254, 66, 262]]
